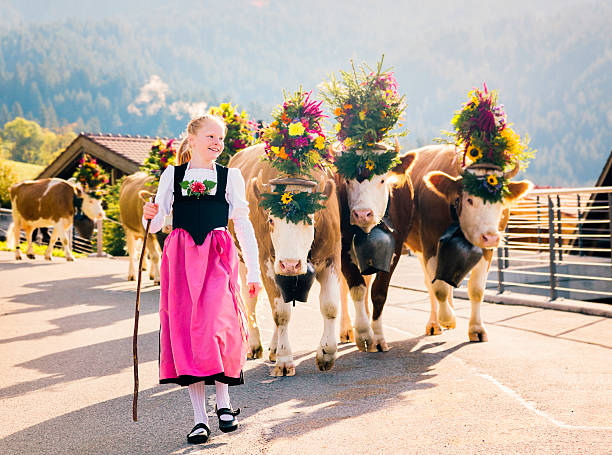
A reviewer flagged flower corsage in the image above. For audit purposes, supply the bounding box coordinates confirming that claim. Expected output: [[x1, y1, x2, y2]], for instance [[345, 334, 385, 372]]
[[180, 179, 217, 198]]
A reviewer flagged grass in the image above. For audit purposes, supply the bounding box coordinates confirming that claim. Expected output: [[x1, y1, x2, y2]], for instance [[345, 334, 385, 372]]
[[0, 240, 86, 258], [7, 160, 44, 180]]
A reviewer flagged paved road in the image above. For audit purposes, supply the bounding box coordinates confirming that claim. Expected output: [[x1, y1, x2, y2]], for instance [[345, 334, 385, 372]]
[[0, 251, 611, 454]]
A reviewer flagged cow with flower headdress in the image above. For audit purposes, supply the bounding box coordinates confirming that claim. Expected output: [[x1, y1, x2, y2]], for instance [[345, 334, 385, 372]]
[[402, 85, 535, 341], [228, 89, 341, 376], [321, 58, 417, 352]]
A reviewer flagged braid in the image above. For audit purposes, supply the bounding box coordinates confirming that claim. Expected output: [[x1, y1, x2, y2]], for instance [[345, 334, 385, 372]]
[[176, 114, 227, 165]]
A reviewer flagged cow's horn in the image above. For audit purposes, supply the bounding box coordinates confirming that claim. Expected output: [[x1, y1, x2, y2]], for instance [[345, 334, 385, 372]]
[[256, 169, 269, 193], [454, 154, 465, 176], [394, 137, 400, 155], [503, 159, 520, 180]]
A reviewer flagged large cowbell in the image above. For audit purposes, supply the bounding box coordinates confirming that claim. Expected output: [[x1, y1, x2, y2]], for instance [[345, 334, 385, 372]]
[[433, 222, 483, 287], [274, 262, 316, 304], [351, 224, 395, 275]]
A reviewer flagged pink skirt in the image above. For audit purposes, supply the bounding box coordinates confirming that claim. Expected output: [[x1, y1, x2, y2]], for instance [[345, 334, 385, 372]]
[[158, 228, 248, 386]]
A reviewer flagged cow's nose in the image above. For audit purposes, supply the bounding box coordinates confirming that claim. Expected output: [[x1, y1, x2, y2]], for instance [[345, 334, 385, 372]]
[[352, 209, 373, 223], [279, 259, 301, 275], [480, 232, 500, 247]]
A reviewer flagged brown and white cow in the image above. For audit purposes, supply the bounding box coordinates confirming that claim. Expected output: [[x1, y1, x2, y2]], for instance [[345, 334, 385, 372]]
[[336, 142, 417, 352], [8, 178, 105, 261], [228, 143, 341, 376], [403, 144, 532, 341], [118, 172, 167, 285]]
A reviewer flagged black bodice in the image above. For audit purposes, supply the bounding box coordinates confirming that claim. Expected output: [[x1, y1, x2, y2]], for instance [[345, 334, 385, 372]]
[[172, 163, 229, 245]]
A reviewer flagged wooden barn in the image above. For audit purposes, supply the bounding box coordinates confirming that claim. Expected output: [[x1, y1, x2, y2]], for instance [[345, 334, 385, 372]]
[[36, 133, 171, 183]]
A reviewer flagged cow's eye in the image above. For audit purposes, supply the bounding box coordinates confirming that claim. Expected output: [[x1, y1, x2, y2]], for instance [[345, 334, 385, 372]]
[[380, 179, 385, 184], [268, 218, 274, 226], [467, 198, 474, 206]]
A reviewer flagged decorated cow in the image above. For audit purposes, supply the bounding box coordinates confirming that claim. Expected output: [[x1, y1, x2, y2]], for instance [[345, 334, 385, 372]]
[[404, 86, 534, 341], [321, 58, 416, 352], [228, 90, 341, 376], [8, 178, 104, 261]]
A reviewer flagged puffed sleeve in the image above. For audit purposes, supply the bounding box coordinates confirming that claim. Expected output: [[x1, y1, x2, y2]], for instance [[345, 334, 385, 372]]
[[143, 165, 174, 233], [226, 167, 261, 284]]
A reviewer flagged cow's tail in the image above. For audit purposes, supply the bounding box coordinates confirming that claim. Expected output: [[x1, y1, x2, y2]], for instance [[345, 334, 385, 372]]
[[6, 223, 15, 249]]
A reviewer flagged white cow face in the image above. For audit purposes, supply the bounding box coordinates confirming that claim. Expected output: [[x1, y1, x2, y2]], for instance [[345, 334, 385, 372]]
[[426, 171, 533, 249], [268, 214, 314, 275], [81, 193, 105, 221], [344, 150, 416, 233]]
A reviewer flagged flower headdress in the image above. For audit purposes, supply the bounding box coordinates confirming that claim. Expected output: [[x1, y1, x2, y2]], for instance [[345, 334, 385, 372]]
[[72, 153, 109, 197], [141, 138, 176, 179], [451, 84, 535, 203], [259, 89, 332, 224], [208, 102, 257, 166], [321, 56, 407, 180], [261, 89, 333, 178]]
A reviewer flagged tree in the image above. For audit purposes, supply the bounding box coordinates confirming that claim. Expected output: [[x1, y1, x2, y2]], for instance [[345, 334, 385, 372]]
[[0, 158, 18, 208], [1, 117, 44, 163]]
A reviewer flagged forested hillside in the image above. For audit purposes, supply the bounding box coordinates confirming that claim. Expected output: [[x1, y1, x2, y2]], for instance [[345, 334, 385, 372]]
[[0, 0, 610, 186]]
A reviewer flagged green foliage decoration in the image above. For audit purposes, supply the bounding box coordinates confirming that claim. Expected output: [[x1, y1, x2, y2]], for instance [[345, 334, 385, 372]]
[[141, 138, 176, 179], [259, 185, 327, 225], [93, 177, 126, 256], [72, 153, 109, 195], [333, 148, 400, 181], [461, 171, 509, 204]]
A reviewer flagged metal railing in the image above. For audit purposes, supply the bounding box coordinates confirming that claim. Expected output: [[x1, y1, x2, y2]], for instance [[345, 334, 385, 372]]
[[490, 186, 612, 302]]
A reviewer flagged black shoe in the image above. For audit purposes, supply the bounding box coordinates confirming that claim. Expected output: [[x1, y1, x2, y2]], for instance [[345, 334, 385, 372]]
[[187, 423, 210, 444], [216, 407, 240, 433]]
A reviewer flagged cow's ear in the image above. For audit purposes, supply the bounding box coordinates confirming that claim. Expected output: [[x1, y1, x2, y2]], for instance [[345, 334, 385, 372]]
[[391, 151, 416, 176], [504, 180, 533, 203], [321, 178, 335, 198], [250, 169, 267, 202], [73, 181, 84, 198], [425, 171, 463, 203]]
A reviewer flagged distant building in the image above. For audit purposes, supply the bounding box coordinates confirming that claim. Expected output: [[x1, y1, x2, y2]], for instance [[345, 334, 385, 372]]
[[36, 133, 173, 184]]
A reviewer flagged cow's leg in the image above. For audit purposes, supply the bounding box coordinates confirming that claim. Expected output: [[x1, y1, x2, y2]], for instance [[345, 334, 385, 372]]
[[239, 260, 262, 359], [12, 220, 22, 260], [24, 226, 36, 259], [369, 250, 402, 352], [147, 234, 161, 285], [418, 254, 444, 335], [44, 225, 61, 261], [467, 257, 490, 342], [424, 255, 455, 331], [315, 264, 340, 371], [341, 249, 374, 352], [58, 222, 75, 261], [339, 276, 354, 343], [125, 232, 136, 281], [364, 274, 372, 319]]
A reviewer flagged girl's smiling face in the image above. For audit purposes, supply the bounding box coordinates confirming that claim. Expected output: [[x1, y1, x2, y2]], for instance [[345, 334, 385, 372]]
[[189, 119, 226, 162]]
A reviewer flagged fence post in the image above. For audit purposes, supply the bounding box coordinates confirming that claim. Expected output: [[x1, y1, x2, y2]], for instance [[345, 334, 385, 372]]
[[577, 194, 583, 256], [536, 196, 541, 252], [97, 218, 104, 257], [556, 195, 563, 261], [608, 193, 612, 264], [497, 246, 505, 294], [547, 196, 557, 300]]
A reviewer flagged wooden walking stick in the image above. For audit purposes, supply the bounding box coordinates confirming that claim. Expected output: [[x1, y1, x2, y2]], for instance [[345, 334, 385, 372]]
[[133, 198, 153, 421]]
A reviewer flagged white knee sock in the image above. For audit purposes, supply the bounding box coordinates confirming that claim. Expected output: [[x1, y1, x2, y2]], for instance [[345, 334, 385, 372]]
[[215, 381, 233, 421], [188, 382, 208, 425]]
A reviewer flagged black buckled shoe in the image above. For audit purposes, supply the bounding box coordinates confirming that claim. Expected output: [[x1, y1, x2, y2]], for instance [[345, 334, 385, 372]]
[[216, 407, 240, 433], [187, 423, 210, 444]]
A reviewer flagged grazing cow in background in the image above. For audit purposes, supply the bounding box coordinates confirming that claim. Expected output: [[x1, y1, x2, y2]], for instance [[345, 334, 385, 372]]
[[404, 144, 532, 341], [228, 143, 341, 376], [8, 178, 104, 261], [119, 172, 167, 285], [336, 143, 417, 352]]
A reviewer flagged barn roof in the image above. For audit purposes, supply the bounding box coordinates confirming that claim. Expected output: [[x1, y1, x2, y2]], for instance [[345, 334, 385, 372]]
[[36, 133, 175, 182]]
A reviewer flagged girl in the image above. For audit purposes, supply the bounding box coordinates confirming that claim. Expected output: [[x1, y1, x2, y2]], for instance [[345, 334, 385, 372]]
[[143, 114, 261, 444]]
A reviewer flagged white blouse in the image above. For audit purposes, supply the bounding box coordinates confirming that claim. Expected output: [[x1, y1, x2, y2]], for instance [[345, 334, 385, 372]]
[[143, 162, 261, 284]]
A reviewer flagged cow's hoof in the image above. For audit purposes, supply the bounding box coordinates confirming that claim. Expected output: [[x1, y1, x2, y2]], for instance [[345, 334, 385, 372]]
[[339, 327, 355, 344], [247, 345, 263, 359], [44, 256, 53, 261], [315, 347, 336, 371], [268, 349, 277, 362], [27, 253, 36, 260], [154, 279, 160, 286], [15, 256, 22, 261], [439, 307, 456, 329], [439, 316, 456, 330], [468, 325, 488, 342], [375, 340, 389, 352], [426, 322, 443, 336], [271, 361, 295, 377], [66, 256, 75, 262], [128, 275, 135, 281], [355, 329, 376, 352]]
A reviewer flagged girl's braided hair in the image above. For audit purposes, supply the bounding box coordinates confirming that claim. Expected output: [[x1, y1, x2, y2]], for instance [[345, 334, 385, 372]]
[[176, 114, 228, 165]]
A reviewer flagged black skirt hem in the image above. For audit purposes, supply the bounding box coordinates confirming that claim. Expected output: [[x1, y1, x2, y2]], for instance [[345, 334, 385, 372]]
[[159, 371, 244, 387]]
